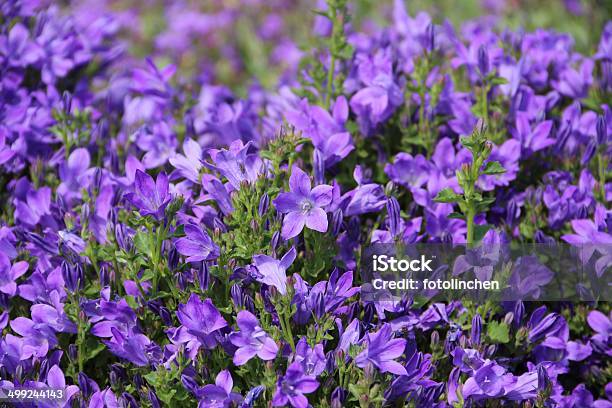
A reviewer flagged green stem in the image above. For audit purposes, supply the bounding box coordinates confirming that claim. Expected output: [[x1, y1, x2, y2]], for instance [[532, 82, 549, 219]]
[[466, 206, 475, 246], [325, 55, 336, 110], [597, 152, 607, 201]]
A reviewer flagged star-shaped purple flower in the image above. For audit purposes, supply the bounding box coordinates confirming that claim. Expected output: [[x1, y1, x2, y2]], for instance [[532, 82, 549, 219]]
[[229, 310, 278, 365], [125, 170, 172, 221], [273, 166, 332, 240]]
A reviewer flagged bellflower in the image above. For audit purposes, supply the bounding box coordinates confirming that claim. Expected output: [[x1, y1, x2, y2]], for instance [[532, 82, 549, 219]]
[[195, 370, 242, 408], [511, 112, 555, 156], [273, 166, 333, 239], [252, 247, 296, 295], [355, 324, 408, 375], [0, 252, 28, 296], [169, 139, 203, 183], [272, 362, 319, 408], [176, 294, 227, 349], [175, 224, 220, 263], [229, 310, 278, 365], [125, 170, 172, 220], [205, 140, 263, 189]]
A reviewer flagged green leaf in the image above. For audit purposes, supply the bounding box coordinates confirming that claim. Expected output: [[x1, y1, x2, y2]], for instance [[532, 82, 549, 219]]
[[482, 161, 506, 175], [448, 212, 465, 220], [434, 188, 462, 203], [487, 321, 510, 344], [133, 231, 152, 255], [490, 76, 509, 86]]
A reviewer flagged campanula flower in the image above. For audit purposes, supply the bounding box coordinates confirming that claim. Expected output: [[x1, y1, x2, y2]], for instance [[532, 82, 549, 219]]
[[176, 294, 227, 349], [195, 370, 242, 408], [175, 224, 220, 263], [229, 310, 278, 365], [169, 139, 203, 183], [205, 140, 263, 189], [125, 170, 172, 220], [272, 362, 319, 408], [355, 323, 407, 375], [252, 247, 296, 295], [0, 251, 28, 296], [273, 166, 333, 239]]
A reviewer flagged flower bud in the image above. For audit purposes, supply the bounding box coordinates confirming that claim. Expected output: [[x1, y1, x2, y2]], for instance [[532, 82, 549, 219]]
[[62, 91, 72, 113], [331, 387, 347, 408], [331, 209, 344, 236], [514, 301, 525, 327], [596, 115, 607, 145], [231, 284, 243, 308], [258, 193, 270, 217], [197, 262, 210, 291], [537, 364, 551, 391], [471, 314, 482, 345], [148, 390, 161, 408], [68, 344, 78, 363], [78, 372, 93, 398], [477, 45, 489, 76], [580, 140, 597, 165], [431, 330, 440, 347], [313, 149, 325, 185], [503, 312, 514, 326], [386, 196, 401, 237]]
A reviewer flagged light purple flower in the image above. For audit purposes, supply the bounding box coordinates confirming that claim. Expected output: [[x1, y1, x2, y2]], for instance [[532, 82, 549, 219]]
[[511, 112, 555, 156], [272, 362, 319, 408], [229, 310, 278, 365], [169, 139, 203, 183], [125, 170, 172, 220], [135, 122, 178, 169], [176, 294, 227, 349], [0, 252, 28, 296], [273, 166, 332, 239], [175, 224, 220, 263], [196, 370, 242, 408], [355, 323, 407, 375], [205, 140, 263, 189], [252, 247, 296, 295]]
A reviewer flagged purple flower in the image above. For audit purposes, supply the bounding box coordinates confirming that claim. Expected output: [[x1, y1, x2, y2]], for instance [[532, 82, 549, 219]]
[[57, 148, 91, 205], [125, 170, 172, 220], [285, 97, 354, 167], [169, 139, 203, 183], [587, 310, 612, 356], [252, 248, 296, 295], [511, 112, 555, 156], [294, 337, 326, 376], [552, 59, 594, 99], [0, 252, 28, 296], [272, 362, 319, 408], [44, 365, 80, 405], [205, 140, 263, 189], [349, 48, 403, 135], [176, 294, 227, 349], [135, 122, 178, 169], [104, 328, 159, 367], [273, 166, 333, 239], [229, 310, 278, 365], [0, 23, 42, 68], [196, 370, 242, 408], [355, 324, 407, 375], [175, 224, 220, 263]]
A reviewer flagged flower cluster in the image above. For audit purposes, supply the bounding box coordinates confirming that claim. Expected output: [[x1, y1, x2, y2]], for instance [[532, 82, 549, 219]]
[[0, 0, 610, 407]]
